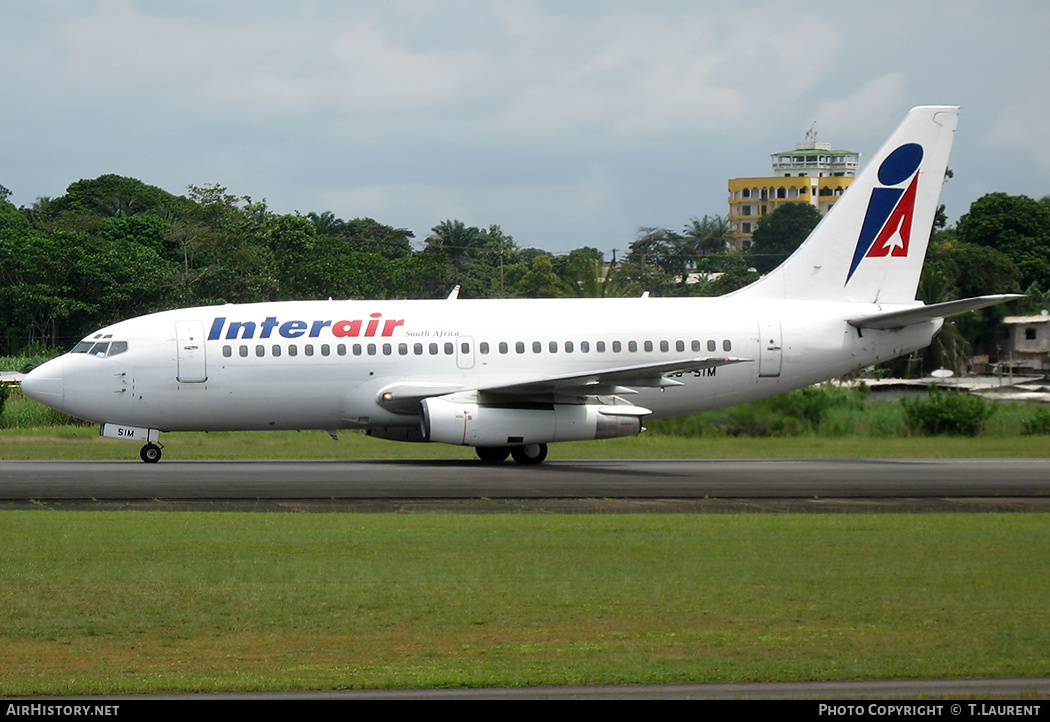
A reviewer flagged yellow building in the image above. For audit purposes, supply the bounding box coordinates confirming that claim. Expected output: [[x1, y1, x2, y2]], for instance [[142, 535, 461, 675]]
[[728, 138, 859, 249]]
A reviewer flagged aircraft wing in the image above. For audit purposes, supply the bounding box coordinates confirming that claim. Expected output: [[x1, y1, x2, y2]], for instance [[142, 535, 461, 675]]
[[847, 294, 1024, 330], [376, 356, 752, 412], [473, 356, 752, 399]]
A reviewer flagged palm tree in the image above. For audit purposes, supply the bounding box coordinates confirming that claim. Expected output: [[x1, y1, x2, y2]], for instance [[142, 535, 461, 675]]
[[683, 215, 732, 258], [425, 219, 480, 279], [305, 211, 345, 238]]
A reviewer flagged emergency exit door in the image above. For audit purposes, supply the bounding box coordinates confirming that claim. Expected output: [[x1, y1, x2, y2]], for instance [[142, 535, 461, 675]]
[[758, 319, 783, 378]]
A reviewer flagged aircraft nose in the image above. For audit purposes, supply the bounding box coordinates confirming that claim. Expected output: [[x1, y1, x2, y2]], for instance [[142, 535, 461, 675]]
[[20, 357, 66, 410]]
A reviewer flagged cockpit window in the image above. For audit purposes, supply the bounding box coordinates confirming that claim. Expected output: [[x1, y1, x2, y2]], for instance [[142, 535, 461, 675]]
[[71, 340, 129, 358]]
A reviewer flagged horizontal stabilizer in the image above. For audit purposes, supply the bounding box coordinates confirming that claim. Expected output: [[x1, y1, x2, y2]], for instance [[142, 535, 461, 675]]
[[847, 294, 1024, 330]]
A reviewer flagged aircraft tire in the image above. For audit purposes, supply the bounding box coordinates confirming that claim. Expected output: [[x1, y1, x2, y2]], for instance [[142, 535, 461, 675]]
[[476, 446, 511, 463], [140, 443, 162, 463], [511, 443, 547, 465]]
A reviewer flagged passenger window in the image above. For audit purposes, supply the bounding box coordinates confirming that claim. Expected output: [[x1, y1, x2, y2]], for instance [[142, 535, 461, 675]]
[[723, 340, 732, 352], [612, 341, 621, 353], [321, 344, 331, 356], [367, 344, 377, 356], [414, 343, 423, 355], [644, 341, 653, 352], [565, 341, 574, 353], [353, 344, 363, 356], [256, 345, 265, 357], [288, 345, 298, 357], [338, 344, 347, 356], [628, 341, 638, 352], [707, 340, 716, 352], [499, 342, 508, 354], [444, 343, 454, 355], [223, 345, 232, 358], [549, 341, 558, 353], [660, 341, 669, 353], [383, 344, 392, 355], [596, 341, 606, 352], [239, 345, 248, 358], [580, 341, 589, 353], [479, 342, 489, 354], [399, 343, 408, 355], [430, 343, 439, 355], [305, 345, 314, 357], [675, 340, 684, 352], [516, 342, 525, 354], [692, 340, 701, 353], [272, 345, 282, 357], [532, 341, 542, 354]]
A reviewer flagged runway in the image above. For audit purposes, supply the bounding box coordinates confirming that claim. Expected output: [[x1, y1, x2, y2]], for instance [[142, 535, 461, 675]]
[[1, 458, 1048, 511]]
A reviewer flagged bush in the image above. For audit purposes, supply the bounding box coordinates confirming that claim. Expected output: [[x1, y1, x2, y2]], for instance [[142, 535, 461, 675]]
[[646, 383, 871, 437], [1021, 406, 1050, 435], [900, 386, 994, 436], [767, 383, 868, 428], [0, 383, 9, 418]]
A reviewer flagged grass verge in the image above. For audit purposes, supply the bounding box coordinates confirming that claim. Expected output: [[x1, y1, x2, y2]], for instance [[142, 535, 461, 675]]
[[0, 426, 1048, 461], [0, 512, 1047, 695]]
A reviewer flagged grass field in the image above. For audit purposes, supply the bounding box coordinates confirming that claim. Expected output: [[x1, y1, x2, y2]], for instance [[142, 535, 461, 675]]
[[0, 512, 1047, 695]]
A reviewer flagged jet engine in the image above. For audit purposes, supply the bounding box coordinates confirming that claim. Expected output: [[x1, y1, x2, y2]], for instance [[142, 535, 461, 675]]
[[420, 395, 649, 447]]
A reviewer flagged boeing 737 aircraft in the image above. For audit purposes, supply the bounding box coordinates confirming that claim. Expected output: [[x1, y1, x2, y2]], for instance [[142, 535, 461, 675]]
[[22, 106, 1019, 464]]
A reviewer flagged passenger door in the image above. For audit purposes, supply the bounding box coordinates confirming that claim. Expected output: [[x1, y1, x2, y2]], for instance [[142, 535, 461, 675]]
[[175, 320, 208, 383]]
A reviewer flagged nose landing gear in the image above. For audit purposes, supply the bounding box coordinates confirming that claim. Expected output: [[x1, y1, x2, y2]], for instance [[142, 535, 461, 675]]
[[139, 443, 162, 463]]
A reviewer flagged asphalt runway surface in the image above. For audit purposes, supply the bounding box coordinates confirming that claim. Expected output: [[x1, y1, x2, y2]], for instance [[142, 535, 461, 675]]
[[1, 457, 1048, 512]]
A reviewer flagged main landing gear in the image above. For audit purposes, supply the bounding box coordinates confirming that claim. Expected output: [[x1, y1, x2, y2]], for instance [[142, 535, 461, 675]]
[[140, 443, 162, 463], [475, 443, 548, 465]]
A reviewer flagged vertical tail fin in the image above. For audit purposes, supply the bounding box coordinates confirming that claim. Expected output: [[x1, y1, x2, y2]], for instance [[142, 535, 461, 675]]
[[733, 105, 959, 304]]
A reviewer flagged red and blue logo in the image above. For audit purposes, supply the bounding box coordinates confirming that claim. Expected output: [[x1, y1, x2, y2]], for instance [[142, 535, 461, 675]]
[[846, 143, 924, 284]]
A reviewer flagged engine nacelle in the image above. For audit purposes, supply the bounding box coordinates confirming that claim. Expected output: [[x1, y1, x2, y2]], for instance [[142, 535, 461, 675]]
[[420, 396, 649, 447]]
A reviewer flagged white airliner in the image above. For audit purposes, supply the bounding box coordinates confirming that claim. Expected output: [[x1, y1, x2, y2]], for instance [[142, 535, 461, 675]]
[[22, 106, 1019, 464]]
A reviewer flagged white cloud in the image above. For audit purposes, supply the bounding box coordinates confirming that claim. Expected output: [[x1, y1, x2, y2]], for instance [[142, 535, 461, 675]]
[[814, 73, 909, 140], [986, 100, 1050, 170], [2, 1, 1048, 253]]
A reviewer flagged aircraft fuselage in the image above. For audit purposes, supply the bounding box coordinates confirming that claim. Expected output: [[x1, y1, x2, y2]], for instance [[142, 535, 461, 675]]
[[26, 296, 938, 434]]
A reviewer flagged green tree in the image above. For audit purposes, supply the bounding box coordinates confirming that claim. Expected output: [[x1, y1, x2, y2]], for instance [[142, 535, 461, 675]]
[[682, 215, 732, 262], [41, 174, 186, 221], [343, 218, 414, 259], [425, 220, 478, 272], [170, 184, 274, 305], [694, 254, 761, 297], [748, 202, 823, 274], [424, 219, 509, 298], [956, 193, 1050, 291], [517, 254, 563, 298], [623, 227, 687, 294]]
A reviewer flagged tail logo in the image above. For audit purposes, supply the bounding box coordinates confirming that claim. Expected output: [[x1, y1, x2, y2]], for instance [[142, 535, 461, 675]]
[[846, 143, 924, 284]]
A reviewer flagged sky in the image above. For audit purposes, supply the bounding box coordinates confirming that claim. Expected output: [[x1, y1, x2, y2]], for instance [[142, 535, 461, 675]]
[[3, 0, 1049, 257]]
